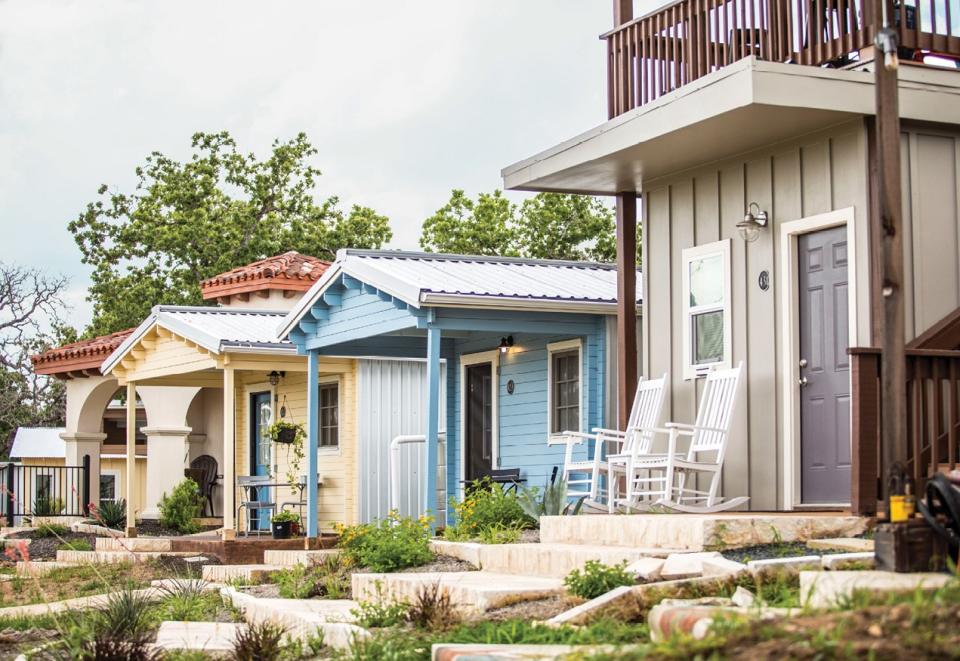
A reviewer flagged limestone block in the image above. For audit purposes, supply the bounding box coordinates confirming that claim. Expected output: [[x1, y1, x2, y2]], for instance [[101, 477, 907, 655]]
[[625, 557, 664, 581], [661, 552, 723, 580], [700, 556, 747, 577], [747, 555, 821, 573], [820, 552, 875, 570], [800, 570, 952, 609], [548, 585, 635, 626], [154, 621, 245, 651], [807, 538, 875, 553]]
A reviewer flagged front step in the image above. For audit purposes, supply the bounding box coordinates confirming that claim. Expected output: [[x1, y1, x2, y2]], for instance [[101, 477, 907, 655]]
[[95, 537, 172, 552], [540, 514, 871, 551], [352, 571, 564, 614], [56, 550, 199, 564], [202, 564, 283, 583], [262, 549, 340, 567], [431, 540, 675, 578], [16, 561, 77, 576]]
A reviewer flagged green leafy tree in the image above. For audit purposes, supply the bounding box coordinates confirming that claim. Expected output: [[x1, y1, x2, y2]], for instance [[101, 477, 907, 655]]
[[420, 190, 619, 262], [419, 189, 518, 256], [70, 131, 392, 336]]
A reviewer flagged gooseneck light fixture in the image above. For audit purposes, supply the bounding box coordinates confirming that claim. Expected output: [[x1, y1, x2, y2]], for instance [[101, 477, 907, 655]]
[[737, 202, 769, 243], [499, 336, 514, 354]]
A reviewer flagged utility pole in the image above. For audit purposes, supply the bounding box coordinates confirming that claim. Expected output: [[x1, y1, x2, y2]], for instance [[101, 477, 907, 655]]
[[873, 0, 908, 508]]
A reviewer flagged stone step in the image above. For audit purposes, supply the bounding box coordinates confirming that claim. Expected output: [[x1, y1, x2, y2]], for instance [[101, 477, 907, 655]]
[[95, 537, 173, 552], [800, 570, 953, 609], [222, 587, 367, 650], [540, 514, 870, 551], [352, 571, 564, 614], [202, 564, 284, 583], [16, 561, 78, 576], [56, 550, 199, 564], [430, 540, 675, 578], [154, 621, 245, 652], [262, 549, 341, 567]]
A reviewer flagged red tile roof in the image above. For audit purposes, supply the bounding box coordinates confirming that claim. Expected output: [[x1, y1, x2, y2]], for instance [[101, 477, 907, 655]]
[[31, 328, 135, 376], [200, 251, 330, 301]]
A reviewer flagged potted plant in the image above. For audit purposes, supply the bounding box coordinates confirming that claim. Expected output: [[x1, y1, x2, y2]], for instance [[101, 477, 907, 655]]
[[268, 420, 305, 445], [271, 510, 300, 539]]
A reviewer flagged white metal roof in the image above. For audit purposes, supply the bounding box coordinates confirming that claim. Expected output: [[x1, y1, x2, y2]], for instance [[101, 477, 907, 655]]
[[10, 427, 66, 459], [103, 305, 296, 374], [280, 249, 643, 338]]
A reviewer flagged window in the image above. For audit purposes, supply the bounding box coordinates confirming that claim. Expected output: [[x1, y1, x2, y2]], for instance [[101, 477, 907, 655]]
[[100, 473, 118, 504], [682, 240, 732, 379], [319, 382, 339, 448], [548, 340, 582, 435]]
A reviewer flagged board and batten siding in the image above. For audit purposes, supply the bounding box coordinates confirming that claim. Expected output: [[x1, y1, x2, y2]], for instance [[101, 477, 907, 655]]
[[641, 120, 871, 510], [900, 123, 960, 341], [355, 358, 447, 524]]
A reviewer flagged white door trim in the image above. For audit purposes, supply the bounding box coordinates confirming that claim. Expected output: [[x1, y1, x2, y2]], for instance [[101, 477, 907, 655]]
[[778, 207, 858, 509], [459, 349, 500, 494]]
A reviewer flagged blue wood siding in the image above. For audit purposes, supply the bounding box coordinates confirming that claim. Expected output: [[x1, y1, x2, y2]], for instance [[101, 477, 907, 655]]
[[303, 285, 418, 349]]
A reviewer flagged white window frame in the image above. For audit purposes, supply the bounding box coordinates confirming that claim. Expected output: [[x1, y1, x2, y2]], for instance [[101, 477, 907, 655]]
[[547, 339, 584, 440], [317, 375, 341, 455], [100, 469, 120, 504], [681, 239, 732, 380], [459, 350, 500, 490]]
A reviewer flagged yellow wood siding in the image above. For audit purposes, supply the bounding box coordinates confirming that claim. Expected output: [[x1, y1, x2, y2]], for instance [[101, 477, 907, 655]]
[[17, 457, 148, 516], [118, 331, 217, 383], [232, 359, 357, 533]]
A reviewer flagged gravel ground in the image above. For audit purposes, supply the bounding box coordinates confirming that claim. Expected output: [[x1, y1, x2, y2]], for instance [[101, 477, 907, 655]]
[[475, 595, 571, 622], [135, 520, 221, 537], [721, 541, 844, 563], [397, 555, 476, 573], [7, 530, 99, 561]]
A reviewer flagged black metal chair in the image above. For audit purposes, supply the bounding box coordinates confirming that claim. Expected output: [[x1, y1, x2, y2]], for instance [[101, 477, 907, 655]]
[[189, 455, 219, 517], [463, 467, 525, 493]]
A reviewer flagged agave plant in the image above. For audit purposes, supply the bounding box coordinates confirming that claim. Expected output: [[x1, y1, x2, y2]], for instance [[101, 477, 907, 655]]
[[96, 499, 127, 530], [518, 479, 586, 521]]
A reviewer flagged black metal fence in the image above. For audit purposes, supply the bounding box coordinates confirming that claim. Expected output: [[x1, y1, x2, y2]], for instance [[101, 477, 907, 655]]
[[0, 456, 90, 525]]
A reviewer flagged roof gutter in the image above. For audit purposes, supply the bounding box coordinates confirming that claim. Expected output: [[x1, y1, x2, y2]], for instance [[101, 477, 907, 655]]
[[419, 293, 643, 315]]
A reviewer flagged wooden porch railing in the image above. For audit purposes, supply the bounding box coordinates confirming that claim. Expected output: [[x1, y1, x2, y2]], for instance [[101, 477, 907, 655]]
[[605, 0, 960, 118], [850, 347, 960, 514]]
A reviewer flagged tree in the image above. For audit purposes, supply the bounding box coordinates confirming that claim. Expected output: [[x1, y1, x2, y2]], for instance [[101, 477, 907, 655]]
[[0, 264, 73, 457], [419, 190, 619, 262], [70, 131, 392, 336]]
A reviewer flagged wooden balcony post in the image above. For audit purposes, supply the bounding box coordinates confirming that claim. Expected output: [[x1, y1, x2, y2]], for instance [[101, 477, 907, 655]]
[[614, 0, 633, 25], [616, 193, 638, 429], [851, 350, 881, 514]]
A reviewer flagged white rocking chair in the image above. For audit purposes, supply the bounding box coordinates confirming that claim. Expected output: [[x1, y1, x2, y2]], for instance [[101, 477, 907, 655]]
[[622, 362, 748, 514], [551, 374, 668, 504]]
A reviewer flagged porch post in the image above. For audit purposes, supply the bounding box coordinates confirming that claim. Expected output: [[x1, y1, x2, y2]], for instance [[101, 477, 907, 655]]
[[425, 325, 442, 523], [616, 193, 638, 429], [222, 366, 236, 541], [125, 382, 137, 537], [306, 349, 320, 539]]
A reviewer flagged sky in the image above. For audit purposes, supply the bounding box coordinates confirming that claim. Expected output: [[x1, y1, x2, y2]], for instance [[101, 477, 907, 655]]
[[0, 1, 628, 330]]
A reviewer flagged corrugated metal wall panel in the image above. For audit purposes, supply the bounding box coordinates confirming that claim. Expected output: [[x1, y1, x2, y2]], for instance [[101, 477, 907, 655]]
[[356, 359, 446, 524]]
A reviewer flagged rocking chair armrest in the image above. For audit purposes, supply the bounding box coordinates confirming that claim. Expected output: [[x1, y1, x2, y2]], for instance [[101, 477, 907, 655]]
[[590, 427, 628, 438], [547, 431, 596, 446], [663, 422, 729, 435]]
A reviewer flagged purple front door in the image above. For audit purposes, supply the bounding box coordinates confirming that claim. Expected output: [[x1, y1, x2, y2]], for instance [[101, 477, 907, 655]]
[[798, 226, 851, 504]]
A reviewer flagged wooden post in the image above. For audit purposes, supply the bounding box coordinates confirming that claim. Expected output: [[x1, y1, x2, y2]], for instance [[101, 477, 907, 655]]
[[306, 350, 320, 539], [873, 0, 907, 506], [125, 382, 137, 537], [222, 366, 236, 541], [616, 193, 639, 429], [850, 349, 881, 514], [614, 0, 633, 25], [425, 325, 442, 525]]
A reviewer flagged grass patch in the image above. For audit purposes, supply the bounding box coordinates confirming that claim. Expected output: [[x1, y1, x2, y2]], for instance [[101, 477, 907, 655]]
[[56, 539, 93, 552]]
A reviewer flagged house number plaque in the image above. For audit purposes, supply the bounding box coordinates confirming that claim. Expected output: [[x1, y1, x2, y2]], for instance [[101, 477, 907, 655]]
[[758, 270, 770, 291]]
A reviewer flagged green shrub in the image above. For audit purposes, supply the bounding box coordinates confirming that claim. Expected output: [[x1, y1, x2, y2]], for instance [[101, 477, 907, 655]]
[[564, 560, 635, 600], [57, 539, 93, 552], [272, 565, 317, 599], [157, 579, 220, 621], [270, 555, 351, 599], [158, 479, 204, 534], [232, 621, 287, 661], [445, 479, 532, 541], [95, 499, 127, 530], [33, 523, 69, 538], [352, 593, 410, 628], [32, 496, 65, 517], [476, 522, 524, 545], [271, 510, 300, 524], [336, 512, 433, 572]]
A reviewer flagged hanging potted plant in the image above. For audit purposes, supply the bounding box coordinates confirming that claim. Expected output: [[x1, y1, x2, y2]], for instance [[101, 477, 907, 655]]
[[271, 510, 299, 539], [268, 420, 304, 445]]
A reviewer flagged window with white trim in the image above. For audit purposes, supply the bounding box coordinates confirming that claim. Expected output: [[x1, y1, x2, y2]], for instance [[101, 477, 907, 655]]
[[100, 472, 119, 504], [682, 240, 732, 379], [319, 382, 339, 448], [547, 339, 583, 435]]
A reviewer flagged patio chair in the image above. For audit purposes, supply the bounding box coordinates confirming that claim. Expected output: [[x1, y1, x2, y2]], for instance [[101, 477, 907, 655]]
[[551, 373, 668, 504], [622, 362, 748, 513], [237, 475, 276, 536], [188, 454, 220, 517]]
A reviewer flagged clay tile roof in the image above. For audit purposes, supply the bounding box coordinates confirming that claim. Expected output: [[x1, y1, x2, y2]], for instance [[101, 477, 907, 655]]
[[200, 251, 331, 300], [30, 328, 135, 376]]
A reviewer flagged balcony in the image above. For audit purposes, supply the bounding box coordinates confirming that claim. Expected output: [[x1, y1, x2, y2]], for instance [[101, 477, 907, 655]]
[[605, 0, 960, 118]]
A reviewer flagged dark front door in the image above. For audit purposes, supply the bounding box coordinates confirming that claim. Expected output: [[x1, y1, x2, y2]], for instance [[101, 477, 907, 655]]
[[250, 391, 272, 530], [465, 363, 493, 482], [798, 226, 851, 504]]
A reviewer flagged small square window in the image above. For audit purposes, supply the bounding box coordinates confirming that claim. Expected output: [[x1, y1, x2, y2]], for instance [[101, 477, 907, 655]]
[[100, 474, 118, 503], [549, 344, 581, 435], [682, 240, 731, 379], [319, 383, 339, 448]]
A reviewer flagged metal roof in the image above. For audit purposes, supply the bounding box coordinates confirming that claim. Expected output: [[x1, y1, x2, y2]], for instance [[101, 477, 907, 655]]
[[10, 427, 66, 459], [102, 305, 296, 374], [280, 249, 643, 338]]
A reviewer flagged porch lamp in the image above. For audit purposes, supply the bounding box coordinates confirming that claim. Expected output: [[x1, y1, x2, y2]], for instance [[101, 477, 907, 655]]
[[499, 336, 514, 354], [737, 202, 769, 243], [267, 370, 285, 386]]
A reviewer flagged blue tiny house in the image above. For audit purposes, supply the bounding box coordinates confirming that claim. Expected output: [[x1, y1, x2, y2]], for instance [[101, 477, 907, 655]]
[[279, 249, 640, 531]]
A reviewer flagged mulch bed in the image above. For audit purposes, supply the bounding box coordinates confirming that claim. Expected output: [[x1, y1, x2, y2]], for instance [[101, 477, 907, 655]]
[[6, 530, 99, 562], [475, 595, 572, 622], [721, 542, 845, 564], [397, 555, 476, 573], [135, 520, 220, 537]]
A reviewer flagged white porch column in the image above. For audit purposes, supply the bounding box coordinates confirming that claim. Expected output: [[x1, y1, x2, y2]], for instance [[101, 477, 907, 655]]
[[60, 432, 105, 512], [125, 382, 137, 536], [139, 426, 193, 519], [222, 366, 236, 541]]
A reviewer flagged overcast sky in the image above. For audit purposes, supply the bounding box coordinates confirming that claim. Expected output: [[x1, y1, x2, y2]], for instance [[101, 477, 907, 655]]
[[0, 1, 632, 330]]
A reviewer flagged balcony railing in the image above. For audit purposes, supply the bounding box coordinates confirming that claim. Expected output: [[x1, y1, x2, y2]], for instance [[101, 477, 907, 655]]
[[605, 0, 960, 117], [850, 347, 960, 515]]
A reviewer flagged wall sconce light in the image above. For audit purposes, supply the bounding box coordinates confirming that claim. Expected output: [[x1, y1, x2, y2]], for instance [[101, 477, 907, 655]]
[[737, 202, 769, 243], [499, 336, 514, 354], [268, 370, 285, 387]]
